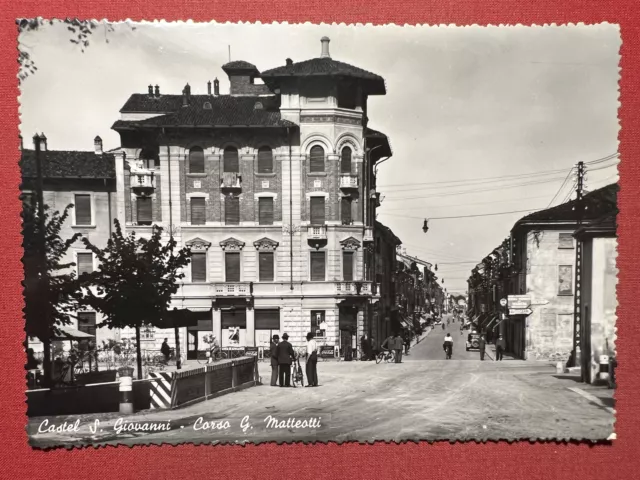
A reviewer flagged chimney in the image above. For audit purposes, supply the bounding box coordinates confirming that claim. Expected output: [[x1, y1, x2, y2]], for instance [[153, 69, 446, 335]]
[[207, 80, 212, 95], [148, 85, 153, 95], [286, 58, 293, 67], [94, 135, 103, 155], [154, 85, 160, 97], [182, 83, 191, 106], [32, 133, 40, 151], [213, 78, 220, 96], [39, 133, 47, 151], [320, 36, 331, 58]]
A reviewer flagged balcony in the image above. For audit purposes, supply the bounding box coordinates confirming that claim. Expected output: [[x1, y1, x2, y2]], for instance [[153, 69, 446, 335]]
[[363, 226, 373, 243], [213, 283, 251, 296], [307, 225, 327, 240], [339, 175, 359, 190], [221, 172, 242, 190], [336, 281, 379, 297], [131, 172, 155, 193]]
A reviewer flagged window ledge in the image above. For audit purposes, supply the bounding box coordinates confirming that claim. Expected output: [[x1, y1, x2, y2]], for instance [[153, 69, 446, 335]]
[[186, 173, 208, 177], [255, 172, 276, 177], [558, 293, 574, 297], [72, 224, 97, 229], [308, 172, 327, 177]]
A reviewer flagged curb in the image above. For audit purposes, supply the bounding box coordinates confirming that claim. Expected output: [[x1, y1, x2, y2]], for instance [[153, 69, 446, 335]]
[[567, 386, 615, 415]]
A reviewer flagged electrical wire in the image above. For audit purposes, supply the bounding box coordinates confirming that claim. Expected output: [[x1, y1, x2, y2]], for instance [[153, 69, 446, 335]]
[[546, 167, 575, 208], [380, 207, 542, 221]]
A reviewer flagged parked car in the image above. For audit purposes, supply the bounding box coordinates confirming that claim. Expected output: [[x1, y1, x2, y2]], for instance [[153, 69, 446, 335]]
[[466, 332, 480, 351]]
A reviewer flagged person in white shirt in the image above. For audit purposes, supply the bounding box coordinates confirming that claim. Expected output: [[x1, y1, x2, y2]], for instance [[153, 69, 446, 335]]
[[305, 332, 319, 387]]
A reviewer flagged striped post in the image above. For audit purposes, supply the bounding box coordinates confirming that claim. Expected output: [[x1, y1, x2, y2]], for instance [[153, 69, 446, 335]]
[[119, 373, 134, 414], [149, 372, 173, 409]]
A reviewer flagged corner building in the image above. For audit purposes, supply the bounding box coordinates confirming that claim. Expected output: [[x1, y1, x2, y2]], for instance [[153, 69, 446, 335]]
[[112, 37, 392, 357]]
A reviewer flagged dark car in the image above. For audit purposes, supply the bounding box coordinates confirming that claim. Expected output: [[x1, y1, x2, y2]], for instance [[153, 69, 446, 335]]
[[466, 332, 480, 351]]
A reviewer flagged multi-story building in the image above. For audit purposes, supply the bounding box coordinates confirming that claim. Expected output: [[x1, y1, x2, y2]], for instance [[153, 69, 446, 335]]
[[111, 37, 392, 356], [21, 134, 118, 350]]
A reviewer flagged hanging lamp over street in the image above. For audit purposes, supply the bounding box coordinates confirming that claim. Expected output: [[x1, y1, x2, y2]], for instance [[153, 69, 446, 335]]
[[422, 219, 429, 234]]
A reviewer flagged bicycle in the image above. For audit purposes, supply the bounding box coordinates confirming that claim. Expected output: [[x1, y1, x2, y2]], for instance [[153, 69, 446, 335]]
[[197, 347, 227, 364], [375, 349, 396, 364]]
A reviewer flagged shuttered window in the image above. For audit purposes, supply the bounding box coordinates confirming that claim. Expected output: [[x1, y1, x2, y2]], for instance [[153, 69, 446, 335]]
[[310, 197, 325, 225], [310, 251, 326, 281], [257, 146, 273, 174], [341, 197, 352, 224], [341, 146, 352, 173], [225, 252, 241, 282], [343, 251, 354, 281], [223, 147, 239, 173], [259, 252, 274, 281], [74, 194, 92, 225], [255, 309, 280, 330], [77, 252, 93, 276], [221, 308, 247, 328], [189, 147, 205, 174], [190, 197, 206, 225], [77, 312, 97, 337], [309, 145, 325, 173], [225, 196, 240, 225], [258, 197, 274, 225], [136, 197, 152, 225], [191, 252, 207, 282]]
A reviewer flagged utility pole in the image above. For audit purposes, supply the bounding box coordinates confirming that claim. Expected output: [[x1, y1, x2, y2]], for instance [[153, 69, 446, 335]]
[[572, 161, 585, 370]]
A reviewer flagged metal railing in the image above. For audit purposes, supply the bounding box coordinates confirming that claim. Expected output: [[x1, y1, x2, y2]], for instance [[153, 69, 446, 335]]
[[339, 175, 359, 188], [307, 225, 327, 239]]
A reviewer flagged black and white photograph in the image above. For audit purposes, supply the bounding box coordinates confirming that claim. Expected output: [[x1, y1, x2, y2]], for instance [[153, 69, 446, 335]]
[[19, 21, 619, 447]]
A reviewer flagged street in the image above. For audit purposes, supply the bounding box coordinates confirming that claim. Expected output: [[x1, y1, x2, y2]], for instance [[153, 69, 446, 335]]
[[408, 315, 481, 361], [28, 315, 614, 447]]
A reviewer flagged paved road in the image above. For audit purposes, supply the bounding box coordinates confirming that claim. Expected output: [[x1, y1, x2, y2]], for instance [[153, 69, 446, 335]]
[[408, 315, 482, 361]]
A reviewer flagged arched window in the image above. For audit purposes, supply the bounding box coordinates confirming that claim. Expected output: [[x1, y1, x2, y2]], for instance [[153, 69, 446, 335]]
[[340, 146, 352, 174], [140, 148, 158, 169], [223, 146, 239, 173], [189, 146, 205, 174], [309, 145, 325, 173], [257, 146, 273, 174]]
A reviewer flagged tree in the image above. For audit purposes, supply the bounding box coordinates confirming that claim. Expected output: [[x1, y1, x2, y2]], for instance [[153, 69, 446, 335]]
[[22, 201, 82, 384], [80, 220, 191, 379]]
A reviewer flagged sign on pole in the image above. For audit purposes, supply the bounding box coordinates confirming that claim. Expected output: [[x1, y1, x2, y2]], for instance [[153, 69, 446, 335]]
[[509, 308, 533, 316]]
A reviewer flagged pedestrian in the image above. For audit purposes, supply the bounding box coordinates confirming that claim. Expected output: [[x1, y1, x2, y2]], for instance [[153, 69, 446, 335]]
[[393, 332, 404, 363], [495, 334, 506, 361], [360, 334, 370, 361], [479, 334, 486, 361], [269, 334, 279, 386], [26, 348, 41, 370], [403, 331, 411, 355], [160, 338, 171, 364], [305, 332, 319, 387], [276, 333, 295, 387]]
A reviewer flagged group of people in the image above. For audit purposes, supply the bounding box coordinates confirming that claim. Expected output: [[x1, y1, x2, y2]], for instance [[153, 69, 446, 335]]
[[380, 332, 408, 363], [443, 331, 508, 361], [269, 332, 319, 388]]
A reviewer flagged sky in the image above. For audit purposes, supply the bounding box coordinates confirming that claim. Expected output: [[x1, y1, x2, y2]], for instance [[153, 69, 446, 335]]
[[19, 22, 621, 294]]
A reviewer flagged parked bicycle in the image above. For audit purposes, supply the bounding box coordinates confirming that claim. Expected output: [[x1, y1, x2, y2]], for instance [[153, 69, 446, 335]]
[[197, 346, 227, 364], [375, 348, 396, 364]]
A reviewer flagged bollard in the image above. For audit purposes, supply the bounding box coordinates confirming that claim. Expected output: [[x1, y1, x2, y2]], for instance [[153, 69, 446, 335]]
[[119, 374, 134, 414], [599, 355, 610, 382], [556, 361, 563, 374]]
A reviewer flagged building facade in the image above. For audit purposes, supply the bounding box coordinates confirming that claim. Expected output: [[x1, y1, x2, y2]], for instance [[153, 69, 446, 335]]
[[111, 37, 392, 356]]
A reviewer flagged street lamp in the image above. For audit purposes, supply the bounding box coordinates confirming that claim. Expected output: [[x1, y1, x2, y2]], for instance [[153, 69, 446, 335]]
[[422, 219, 429, 234]]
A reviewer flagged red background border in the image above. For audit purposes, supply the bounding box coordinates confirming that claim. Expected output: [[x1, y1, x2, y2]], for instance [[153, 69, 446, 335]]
[[2, 2, 638, 478]]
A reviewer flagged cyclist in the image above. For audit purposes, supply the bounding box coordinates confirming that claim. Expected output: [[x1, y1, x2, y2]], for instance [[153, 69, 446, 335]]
[[380, 334, 395, 362], [443, 333, 453, 360]]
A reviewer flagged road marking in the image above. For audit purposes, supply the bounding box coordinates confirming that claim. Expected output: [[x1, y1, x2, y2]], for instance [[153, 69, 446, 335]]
[[567, 387, 615, 415]]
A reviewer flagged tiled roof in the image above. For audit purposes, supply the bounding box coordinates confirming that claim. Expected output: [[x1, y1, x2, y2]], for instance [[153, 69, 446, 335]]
[[20, 149, 115, 179], [222, 61, 260, 74], [115, 95, 296, 128], [261, 57, 386, 95], [366, 127, 392, 159], [515, 183, 618, 226]]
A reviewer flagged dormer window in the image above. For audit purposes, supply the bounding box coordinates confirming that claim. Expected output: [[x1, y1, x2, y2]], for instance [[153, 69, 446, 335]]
[[203, 102, 212, 110], [189, 146, 205, 174], [254, 101, 263, 110]]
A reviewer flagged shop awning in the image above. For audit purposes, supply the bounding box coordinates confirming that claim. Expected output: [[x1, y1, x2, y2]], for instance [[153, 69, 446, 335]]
[[51, 326, 94, 341]]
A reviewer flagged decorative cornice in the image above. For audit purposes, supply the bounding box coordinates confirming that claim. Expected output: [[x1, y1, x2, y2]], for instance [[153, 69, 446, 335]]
[[185, 237, 212, 251], [340, 236, 361, 250], [253, 237, 279, 251], [220, 237, 246, 251]]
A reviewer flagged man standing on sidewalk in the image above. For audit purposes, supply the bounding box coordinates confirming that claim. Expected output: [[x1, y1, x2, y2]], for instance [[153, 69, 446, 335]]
[[478, 334, 486, 361], [269, 334, 279, 386], [495, 334, 506, 361], [393, 332, 404, 363], [276, 333, 295, 387]]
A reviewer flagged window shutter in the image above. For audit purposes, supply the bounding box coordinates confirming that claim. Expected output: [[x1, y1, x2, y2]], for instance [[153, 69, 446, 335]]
[[343, 251, 354, 281], [341, 197, 352, 224], [257, 147, 273, 173], [77, 253, 93, 276], [191, 252, 207, 282], [258, 197, 274, 225], [136, 197, 152, 225], [223, 147, 239, 173], [341, 147, 352, 173], [310, 251, 326, 281], [75, 194, 92, 225], [190, 197, 206, 225], [225, 196, 240, 225], [189, 147, 205, 174], [259, 252, 274, 281], [310, 197, 325, 225], [225, 252, 241, 282], [221, 309, 247, 328], [255, 309, 280, 330], [77, 312, 97, 337], [309, 146, 325, 173]]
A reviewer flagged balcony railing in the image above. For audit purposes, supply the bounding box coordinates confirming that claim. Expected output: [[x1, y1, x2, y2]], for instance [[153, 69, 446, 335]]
[[339, 175, 359, 189], [213, 283, 250, 295], [307, 225, 327, 240], [131, 173, 155, 191], [221, 172, 242, 189], [336, 282, 379, 297]]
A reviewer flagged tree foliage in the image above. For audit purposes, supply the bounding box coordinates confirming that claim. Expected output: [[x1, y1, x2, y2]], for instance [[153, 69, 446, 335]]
[[22, 202, 82, 341]]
